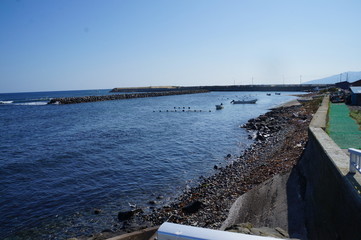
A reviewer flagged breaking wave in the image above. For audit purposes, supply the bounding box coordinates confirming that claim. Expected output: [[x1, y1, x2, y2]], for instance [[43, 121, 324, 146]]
[[15, 102, 48, 106], [0, 101, 14, 104]]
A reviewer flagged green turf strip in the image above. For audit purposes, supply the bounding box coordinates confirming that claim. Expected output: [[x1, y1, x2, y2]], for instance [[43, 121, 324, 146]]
[[327, 103, 361, 149]]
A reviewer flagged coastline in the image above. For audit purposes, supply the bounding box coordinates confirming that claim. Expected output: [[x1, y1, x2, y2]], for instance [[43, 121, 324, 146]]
[[76, 97, 321, 240], [272, 99, 301, 109]]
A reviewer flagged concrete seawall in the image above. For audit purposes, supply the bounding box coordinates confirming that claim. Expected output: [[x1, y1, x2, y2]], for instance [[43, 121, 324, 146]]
[[48, 90, 209, 104], [221, 96, 361, 239], [299, 96, 361, 239]]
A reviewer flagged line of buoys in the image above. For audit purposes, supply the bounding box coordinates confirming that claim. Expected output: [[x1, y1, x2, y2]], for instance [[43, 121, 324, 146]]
[[153, 109, 212, 112], [173, 107, 192, 109]]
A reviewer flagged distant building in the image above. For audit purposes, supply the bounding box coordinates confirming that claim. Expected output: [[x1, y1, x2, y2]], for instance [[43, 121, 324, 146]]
[[351, 79, 361, 87], [350, 87, 361, 105], [335, 81, 350, 90]]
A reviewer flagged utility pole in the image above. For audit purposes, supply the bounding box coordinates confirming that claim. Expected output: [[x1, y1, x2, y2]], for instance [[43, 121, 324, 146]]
[[339, 73, 342, 82]]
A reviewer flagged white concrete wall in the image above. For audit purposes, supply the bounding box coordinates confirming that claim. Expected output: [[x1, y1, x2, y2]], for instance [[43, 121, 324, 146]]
[[299, 96, 361, 239]]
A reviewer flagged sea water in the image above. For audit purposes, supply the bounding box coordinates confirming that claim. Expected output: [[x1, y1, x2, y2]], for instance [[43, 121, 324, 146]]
[[0, 90, 300, 239]]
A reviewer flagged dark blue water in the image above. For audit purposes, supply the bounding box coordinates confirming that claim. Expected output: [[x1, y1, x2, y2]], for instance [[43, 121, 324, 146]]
[[0, 89, 114, 106], [0, 90, 300, 239]]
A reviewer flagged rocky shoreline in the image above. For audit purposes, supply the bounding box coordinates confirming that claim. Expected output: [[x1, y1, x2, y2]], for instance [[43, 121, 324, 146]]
[[78, 96, 321, 240], [48, 90, 209, 104]]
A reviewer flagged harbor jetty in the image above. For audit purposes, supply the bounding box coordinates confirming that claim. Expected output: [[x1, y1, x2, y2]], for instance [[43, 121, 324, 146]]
[[48, 90, 209, 104], [50, 84, 333, 105], [110, 84, 333, 93]]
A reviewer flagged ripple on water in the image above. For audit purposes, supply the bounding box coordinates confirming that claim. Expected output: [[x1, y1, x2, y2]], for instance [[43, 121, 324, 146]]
[[0, 91, 301, 238]]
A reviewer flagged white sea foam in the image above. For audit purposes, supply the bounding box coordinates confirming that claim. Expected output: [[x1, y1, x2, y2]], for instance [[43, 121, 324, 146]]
[[0, 101, 14, 104], [29, 97, 52, 101], [15, 101, 48, 106]]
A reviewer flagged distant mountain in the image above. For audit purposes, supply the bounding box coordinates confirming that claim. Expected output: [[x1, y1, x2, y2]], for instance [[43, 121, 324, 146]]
[[305, 71, 361, 84]]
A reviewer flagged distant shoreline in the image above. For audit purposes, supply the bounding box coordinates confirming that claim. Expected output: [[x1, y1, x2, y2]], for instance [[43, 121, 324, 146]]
[[110, 84, 333, 93]]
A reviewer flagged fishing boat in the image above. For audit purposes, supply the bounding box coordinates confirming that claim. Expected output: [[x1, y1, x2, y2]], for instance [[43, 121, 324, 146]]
[[297, 97, 312, 103], [215, 104, 224, 110], [230, 99, 257, 104]]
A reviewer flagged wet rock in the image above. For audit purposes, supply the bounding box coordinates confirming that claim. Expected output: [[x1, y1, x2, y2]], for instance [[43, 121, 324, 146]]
[[256, 132, 266, 141], [259, 115, 267, 121], [182, 201, 203, 214], [118, 211, 135, 221], [300, 115, 308, 120], [93, 208, 102, 214]]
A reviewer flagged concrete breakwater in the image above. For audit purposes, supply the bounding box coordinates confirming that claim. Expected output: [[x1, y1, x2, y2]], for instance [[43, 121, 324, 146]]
[[48, 90, 209, 104], [110, 84, 334, 93]]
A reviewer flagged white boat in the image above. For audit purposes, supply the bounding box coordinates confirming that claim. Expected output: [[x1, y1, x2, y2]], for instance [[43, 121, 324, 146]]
[[231, 99, 257, 104], [297, 97, 312, 103], [215, 104, 224, 110]]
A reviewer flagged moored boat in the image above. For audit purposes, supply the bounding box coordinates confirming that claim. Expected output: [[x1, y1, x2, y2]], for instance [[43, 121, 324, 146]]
[[230, 99, 257, 104], [215, 104, 224, 110], [297, 97, 312, 103]]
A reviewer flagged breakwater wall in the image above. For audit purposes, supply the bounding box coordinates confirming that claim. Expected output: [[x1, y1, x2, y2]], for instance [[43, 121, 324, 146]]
[[298, 96, 361, 239], [111, 84, 334, 93], [48, 90, 209, 104]]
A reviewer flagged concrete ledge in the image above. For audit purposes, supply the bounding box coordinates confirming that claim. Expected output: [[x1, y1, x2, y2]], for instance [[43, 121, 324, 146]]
[[309, 95, 329, 129], [309, 127, 349, 176]]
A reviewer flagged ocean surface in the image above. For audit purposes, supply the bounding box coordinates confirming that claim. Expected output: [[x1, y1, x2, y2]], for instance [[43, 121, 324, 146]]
[[0, 90, 301, 239]]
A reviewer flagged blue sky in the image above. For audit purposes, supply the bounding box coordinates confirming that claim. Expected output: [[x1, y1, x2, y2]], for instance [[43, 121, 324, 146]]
[[1, 0, 361, 93]]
